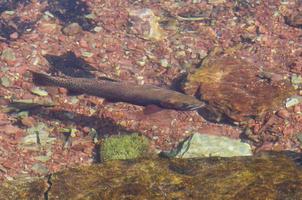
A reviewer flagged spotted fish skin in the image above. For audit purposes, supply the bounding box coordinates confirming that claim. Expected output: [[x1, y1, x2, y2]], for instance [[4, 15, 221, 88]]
[[31, 71, 205, 111]]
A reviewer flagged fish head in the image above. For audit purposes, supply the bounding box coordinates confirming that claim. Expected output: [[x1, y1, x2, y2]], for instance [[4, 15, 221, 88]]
[[160, 95, 205, 111]]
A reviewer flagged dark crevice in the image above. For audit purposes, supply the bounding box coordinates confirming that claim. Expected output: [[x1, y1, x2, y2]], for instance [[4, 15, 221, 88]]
[[44, 174, 52, 200], [0, 0, 32, 14], [93, 143, 101, 163]]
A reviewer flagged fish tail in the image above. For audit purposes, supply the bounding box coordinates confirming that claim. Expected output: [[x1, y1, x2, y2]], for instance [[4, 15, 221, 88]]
[[30, 71, 60, 86]]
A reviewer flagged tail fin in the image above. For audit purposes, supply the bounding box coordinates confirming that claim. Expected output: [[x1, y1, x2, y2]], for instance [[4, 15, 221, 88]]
[[30, 71, 56, 86]]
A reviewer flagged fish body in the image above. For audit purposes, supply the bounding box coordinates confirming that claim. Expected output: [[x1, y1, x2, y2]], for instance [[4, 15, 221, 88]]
[[31, 71, 205, 111]]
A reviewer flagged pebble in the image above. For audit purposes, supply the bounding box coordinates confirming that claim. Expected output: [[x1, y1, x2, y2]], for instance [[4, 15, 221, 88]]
[[296, 133, 302, 144], [31, 87, 48, 97], [0, 76, 11, 87], [277, 109, 290, 119], [1, 48, 16, 62], [160, 59, 169, 68], [9, 32, 19, 39], [62, 23, 82, 36], [93, 26, 102, 32], [79, 39, 89, 48], [31, 163, 49, 175], [82, 51, 94, 58], [40, 23, 57, 33], [82, 127, 90, 134], [58, 87, 67, 94], [34, 155, 51, 162], [293, 105, 301, 113], [285, 96, 302, 108], [21, 117, 36, 127]]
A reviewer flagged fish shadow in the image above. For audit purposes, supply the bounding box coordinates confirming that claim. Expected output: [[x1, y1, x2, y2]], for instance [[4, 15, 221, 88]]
[[44, 0, 97, 31], [44, 51, 96, 78], [28, 107, 134, 163]]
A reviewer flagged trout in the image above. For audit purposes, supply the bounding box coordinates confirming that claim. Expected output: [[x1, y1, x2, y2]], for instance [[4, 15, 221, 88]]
[[30, 71, 205, 111]]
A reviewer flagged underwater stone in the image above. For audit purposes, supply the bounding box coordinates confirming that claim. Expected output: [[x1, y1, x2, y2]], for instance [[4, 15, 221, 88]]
[[21, 123, 56, 148], [62, 22, 82, 36], [31, 163, 49, 175], [183, 47, 295, 122], [0, 76, 11, 87], [30, 87, 48, 97], [1, 48, 16, 62], [165, 133, 252, 158], [2, 152, 302, 199], [285, 96, 302, 108]]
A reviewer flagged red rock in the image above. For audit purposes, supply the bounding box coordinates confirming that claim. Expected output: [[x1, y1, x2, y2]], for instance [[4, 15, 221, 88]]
[[293, 105, 301, 113], [277, 109, 290, 119], [82, 127, 90, 134], [1, 125, 22, 135], [58, 87, 68, 94], [21, 117, 36, 127], [58, 35, 66, 42], [79, 39, 89, 48]]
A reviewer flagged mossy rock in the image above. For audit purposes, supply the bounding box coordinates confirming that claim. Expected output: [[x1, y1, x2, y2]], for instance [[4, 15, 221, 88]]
[[1, 152, 302, 199], [101, 133, 150, 161]]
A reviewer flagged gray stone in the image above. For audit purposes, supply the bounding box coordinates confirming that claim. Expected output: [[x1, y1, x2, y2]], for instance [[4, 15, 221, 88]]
[[1, 48, 16, 62], [165, 133, 252, 158]]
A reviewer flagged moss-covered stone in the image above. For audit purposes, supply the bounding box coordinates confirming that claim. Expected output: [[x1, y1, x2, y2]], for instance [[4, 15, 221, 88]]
[[1, 152, 302, 200], [101, 133, 150, 161], [0, 177, 47, 200]]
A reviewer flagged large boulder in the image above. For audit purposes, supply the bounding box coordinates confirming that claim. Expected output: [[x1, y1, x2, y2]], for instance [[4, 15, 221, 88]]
[[1, 152, 302, 199]]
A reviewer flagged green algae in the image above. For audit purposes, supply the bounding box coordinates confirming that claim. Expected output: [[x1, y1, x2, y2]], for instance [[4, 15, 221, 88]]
[[101, 133, 150, 161]]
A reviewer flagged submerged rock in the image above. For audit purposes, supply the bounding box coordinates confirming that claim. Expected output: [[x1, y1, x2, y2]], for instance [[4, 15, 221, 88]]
[[1, 48, 16, 62], [128, 8, 165, 41], [21, 123, 56, 150], [183, 47, 296, 122], [0, 177, 47, 200], [1, 152, 302, 199], [162, 133, 252, 158], [62, 22, 82, 36], [30, 87, 48, 97], [285, 96, 302, 108], [285, 12, 302, 28], [7, 98, 54, 112]]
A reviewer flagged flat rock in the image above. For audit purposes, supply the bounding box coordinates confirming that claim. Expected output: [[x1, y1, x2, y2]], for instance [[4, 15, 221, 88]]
[[164, 133, 252, 158]]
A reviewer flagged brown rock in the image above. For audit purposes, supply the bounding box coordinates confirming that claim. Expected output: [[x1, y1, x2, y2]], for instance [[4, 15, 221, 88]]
[[2, 153, 302, 200], [62, 23, 82, 36], [39, 23, 57, 34], [21, 117, 36, 127], [277, 109, 290, 119], [285, 13, 302, 28], [183, 47, 296, 122]]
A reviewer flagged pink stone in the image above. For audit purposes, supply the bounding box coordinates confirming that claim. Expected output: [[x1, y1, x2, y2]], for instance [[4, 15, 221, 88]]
[[79, 39, 89, 48], [10, 32, 19, 39]]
